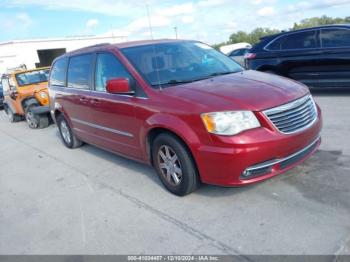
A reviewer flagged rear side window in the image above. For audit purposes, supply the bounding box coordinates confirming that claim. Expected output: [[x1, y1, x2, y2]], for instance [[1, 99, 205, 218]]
[[95, 53, 133, 92], [67, 54, 93, 89], [321, 28, 350, 48], [50, 58, 68, 86], [267, 31, 318, 50]]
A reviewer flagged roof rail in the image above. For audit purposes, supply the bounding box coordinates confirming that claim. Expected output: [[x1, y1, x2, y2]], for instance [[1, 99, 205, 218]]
[[86, 43, 111, 48], [69, 42, 111, 53]]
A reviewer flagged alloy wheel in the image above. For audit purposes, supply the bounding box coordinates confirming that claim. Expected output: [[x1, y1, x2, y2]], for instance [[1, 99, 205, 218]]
[[26, 111, 38, 128], [157, 145, 183, 186], [60, 120, 72, 144]]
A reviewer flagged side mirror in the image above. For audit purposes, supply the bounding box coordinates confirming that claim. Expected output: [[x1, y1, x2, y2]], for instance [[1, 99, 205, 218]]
[[106, 78, 134, 95]]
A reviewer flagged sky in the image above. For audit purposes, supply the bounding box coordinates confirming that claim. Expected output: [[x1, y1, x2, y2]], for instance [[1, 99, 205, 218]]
[[0, 0, 350, 44]]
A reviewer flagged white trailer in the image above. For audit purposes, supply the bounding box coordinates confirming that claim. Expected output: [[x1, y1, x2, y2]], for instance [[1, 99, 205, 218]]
[[220, 42, 252, 55]]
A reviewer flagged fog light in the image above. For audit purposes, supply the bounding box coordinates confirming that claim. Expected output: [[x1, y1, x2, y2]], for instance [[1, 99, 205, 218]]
[[242, 170, 251, 177], [241, 166, 273, 179]]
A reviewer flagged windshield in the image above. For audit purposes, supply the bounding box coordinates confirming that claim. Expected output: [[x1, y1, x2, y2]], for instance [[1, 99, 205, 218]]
[[121, 41, 243, 88], [15, 69, 50, 87]]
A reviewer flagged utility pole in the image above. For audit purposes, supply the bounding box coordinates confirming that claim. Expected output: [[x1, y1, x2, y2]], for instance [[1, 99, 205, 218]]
[[146, 3, 154, 39], [110, 24, 115, 43], [174, 26, 178, 39]]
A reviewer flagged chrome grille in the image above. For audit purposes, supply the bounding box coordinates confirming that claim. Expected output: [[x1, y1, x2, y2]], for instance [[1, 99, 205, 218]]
[[263, 95, 317, 134]]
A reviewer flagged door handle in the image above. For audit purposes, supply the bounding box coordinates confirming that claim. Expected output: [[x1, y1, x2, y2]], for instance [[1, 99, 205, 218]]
[[79, 97, 89, 103], [90, 98, 100, 105]]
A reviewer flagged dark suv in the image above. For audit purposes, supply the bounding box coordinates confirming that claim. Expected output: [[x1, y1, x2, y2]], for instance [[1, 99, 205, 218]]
[[246, 25, 350, 88]]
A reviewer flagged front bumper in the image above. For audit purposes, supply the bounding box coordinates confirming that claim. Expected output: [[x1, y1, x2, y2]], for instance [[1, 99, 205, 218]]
[[241, 136, 320, 180], [31, 105, 50, 115], [193, 106, 322, 186]]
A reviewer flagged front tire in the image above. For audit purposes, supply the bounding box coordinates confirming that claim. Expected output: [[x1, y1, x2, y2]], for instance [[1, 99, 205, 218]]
[[57, 114, 83, 149], [152, 133, 200, 196], [25, 106, 49, 129]]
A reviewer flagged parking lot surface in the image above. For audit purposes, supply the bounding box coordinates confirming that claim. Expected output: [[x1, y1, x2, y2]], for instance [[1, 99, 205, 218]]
[[0, 90, 349, 255]]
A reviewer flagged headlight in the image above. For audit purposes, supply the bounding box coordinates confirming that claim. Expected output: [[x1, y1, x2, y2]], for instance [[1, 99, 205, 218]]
[[201, 111, 260, 136], [39, 91, 48, 99]]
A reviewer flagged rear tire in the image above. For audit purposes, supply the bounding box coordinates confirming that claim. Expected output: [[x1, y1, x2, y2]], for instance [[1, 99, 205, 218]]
[[25, 105, 49, 129], [152, 133, 200, 196], [57, 114, 83, 149], [7, 107, 21, 123]]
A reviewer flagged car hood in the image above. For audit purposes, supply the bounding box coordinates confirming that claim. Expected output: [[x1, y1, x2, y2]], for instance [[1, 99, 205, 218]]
[[164, 70, 309, 111]]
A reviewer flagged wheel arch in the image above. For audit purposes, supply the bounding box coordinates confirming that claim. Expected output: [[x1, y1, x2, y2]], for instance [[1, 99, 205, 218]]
[[22, 97, 39, 111], [3, 100, 16, 114], [52, 107, 71, 127], [146, 127, 202, 182], [54, 109, 63, 122], [146, 127, 185, 163], [142, 114, 202, 179]]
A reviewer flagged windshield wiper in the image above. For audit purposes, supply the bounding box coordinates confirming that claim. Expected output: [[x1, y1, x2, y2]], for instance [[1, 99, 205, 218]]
[[151, 79, 195, 86], [194, 71, 237, 82], [208, 71, 237, 77], [151, 71, 238, 87]]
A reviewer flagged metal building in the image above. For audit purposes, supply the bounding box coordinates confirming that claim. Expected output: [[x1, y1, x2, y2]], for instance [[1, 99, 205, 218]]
[[0, 35, 127, 74]]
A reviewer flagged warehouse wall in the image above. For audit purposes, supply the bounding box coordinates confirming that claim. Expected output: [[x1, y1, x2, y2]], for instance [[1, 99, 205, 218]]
[[0, 35, 127, 74]]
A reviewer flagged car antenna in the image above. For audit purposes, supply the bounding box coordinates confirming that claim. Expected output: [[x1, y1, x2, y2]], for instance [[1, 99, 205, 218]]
[[151, 44, 162, 91], [145, 1, 162, 91], [146, 2, 154, 40]]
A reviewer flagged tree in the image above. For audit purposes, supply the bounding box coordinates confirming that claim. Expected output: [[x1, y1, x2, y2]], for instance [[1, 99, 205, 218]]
[[292, 15, 350, 30], [214, 15, 350, 48], [226, 28, 281, 45]]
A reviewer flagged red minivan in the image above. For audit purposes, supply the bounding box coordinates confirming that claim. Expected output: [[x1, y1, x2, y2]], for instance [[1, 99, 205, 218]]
[[49, 40, 322, 196]]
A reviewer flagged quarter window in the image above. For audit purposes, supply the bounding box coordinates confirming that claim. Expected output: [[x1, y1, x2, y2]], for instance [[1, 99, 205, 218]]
[[50, 58, 68, 86], [266, 39, 281, 51], [95, 53, 133, 92], [321, 28, 350, 48], [67, 54, 93, 89]]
